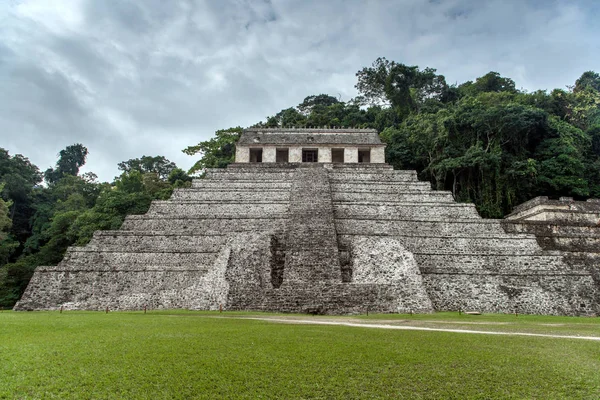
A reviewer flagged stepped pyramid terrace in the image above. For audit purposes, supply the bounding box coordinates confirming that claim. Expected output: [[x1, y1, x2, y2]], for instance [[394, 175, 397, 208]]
[[15, 128, 600, 315]]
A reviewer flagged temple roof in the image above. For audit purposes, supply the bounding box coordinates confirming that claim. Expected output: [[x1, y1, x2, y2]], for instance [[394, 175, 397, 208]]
[[238, 128, 384, 146]]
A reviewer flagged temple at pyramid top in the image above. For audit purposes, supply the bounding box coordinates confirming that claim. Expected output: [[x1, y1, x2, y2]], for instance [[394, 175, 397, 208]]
[[235, 128, 386, 163]]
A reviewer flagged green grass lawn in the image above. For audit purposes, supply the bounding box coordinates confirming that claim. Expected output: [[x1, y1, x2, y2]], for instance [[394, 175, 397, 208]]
[[1, 311, 599, 399], [351, 312, 600, 336]]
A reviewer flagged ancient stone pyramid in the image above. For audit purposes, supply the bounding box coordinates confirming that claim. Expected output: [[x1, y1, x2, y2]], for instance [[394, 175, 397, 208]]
[[16, 163, 598, 315]]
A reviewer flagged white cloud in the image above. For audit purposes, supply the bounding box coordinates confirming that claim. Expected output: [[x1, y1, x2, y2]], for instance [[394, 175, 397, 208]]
[[14, 0, 86, 34]]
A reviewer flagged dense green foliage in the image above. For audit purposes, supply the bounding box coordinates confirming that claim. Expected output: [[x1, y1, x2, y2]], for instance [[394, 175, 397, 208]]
[[0, 147, 191, 307], [1, 311, 599, 399], [183, 127, 243, 174], [0, 184, 13, 259], [189, 58, 600, 218]]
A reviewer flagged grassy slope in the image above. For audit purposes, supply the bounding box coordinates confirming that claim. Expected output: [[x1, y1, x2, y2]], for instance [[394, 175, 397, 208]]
[[0, 311, 599, 399]]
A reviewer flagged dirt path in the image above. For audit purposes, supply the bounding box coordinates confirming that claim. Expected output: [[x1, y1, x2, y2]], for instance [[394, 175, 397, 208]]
[[228, 316, 600, 341]]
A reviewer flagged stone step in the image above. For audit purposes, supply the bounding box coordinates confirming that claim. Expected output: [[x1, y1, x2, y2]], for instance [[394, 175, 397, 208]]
[[227, 282, 433, 314], [96, 229, 255, 237], [14, 269, 219, 311], [340, 234, 542, 255], [223, 166, 400, 173], [92, 230, 229, 238], [223, 166, 300, 172], [205, 171, 296, 180], [332, 191, 454, 203], [335, 219, 507, 236], [335, 203, 481, 220], [61, 249, 218, 267], [191, 180, 292, 189], [330, 169, 417, 175], [53, 263, 212, 272], [415, 254, 569, 272], [331, 182, 433, 192], [421, 273, 596, 316], [226, 163, 395, 171], [86, 233, 228, 252], [563, 253, 600, 270], [211, 166, 303, 172], [503, 222, 600, 237], [202, 178, 292, 184], [329, 164, 395, 170], [121, 216, 287, 233], [534, 236, 600, 252], [158, 199, 288, 204], [204, 169, 420, 182], [329, 172, 418, 182], [146, 201, 289, 217], [502, 221, 600, 252], [171, 190, 289, 201]]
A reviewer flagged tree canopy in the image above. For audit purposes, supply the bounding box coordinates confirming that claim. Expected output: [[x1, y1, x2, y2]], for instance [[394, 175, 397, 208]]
[[183, 127, 243, 174], [44, 144, 88, 184], [118, 155, 177, 180]]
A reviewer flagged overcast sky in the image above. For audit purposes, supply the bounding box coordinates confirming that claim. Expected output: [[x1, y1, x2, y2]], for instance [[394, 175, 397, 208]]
[[1, 0, 599, 182]]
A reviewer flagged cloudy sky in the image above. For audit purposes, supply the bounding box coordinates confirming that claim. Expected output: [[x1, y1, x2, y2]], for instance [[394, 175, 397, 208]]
[[1, 0, 599, 181]]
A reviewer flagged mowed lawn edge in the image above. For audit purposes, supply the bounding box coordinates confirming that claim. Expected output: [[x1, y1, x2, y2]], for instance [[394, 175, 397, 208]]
[[1, 311, 599, 399], [216, 311, 600, 337]]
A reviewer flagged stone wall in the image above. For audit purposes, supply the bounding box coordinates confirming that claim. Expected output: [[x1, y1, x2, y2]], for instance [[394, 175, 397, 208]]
[[236, 145, 386, 164], [500, 199, 600, 315], [317, 147, 332, 163], [15, 163, 600, 316], [288, 147, 302, 162], [263, 146, 276, 163], [371, 147, 385, 163], [506, 196, 600, 224], [235, 146, 249, 163], [343, 147, 358, 163]]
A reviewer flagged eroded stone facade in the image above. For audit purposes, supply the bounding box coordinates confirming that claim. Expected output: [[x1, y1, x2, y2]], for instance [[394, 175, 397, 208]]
[[15, 133, 600, 315]]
